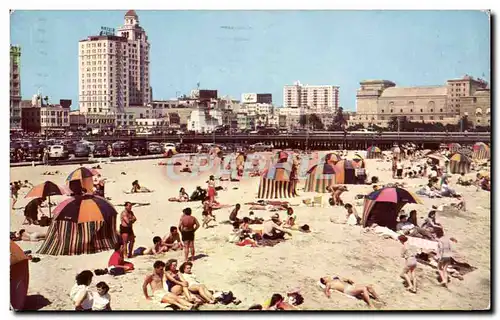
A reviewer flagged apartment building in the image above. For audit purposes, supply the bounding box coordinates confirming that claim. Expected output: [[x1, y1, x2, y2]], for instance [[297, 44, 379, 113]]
[[10, 45, 22, 129], [283, 81, 339, 112]]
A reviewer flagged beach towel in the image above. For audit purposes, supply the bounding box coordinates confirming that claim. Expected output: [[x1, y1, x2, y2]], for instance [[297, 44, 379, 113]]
[[123, 190, 154, 194], [256, 238, 286, 247], [211, 204, 232, 210]]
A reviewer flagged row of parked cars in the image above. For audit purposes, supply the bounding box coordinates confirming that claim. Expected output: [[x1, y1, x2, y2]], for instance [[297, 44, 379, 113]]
[[10, 139, 178, 163]]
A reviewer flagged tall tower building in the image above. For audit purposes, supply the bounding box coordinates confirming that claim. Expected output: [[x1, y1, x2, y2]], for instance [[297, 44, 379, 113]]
[[78, 10, 150, 117], [10, 45, 22, 128]]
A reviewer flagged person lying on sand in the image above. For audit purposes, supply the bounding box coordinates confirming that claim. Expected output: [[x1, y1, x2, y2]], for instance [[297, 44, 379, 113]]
[[142, 261, 196, 310], [131, 180, 152, 193], [135, 236, 169, 256], [396, 214, 435, 240], [42, 170, 60, 175], [449, 195, 466, 211], [249, 293, 297, 310], [10, 229, 46, 242], [190, 187, 207, 202], [262, 214, 292, 240], [162, 226, 184, 251], [320, 276, 383, 308], [179, 262, 216, 304]]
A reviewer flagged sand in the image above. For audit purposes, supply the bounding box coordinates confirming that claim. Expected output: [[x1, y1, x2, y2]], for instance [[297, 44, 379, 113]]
[[10, 151, 491, 310]]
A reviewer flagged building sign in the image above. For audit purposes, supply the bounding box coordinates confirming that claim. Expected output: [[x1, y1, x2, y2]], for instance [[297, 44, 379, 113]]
[[241, 93, 257, 103], [100, 26, 116, 36], [257, 93, 272, 104], [199, 90, 218, 100]]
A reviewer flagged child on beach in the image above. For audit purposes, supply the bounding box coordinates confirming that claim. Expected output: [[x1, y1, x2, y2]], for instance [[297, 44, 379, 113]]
[[92, 281, 111, 311]]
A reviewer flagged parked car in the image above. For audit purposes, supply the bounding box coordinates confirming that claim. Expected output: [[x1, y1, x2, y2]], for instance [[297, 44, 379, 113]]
[[130, 140, 148, 156], [74, 143, 91, 158], [161, 143, 177, 154], [48, 145, 69, 160], [25, 143, 44, 161], [112, 141, 128, 157], [147, 142, 162, 154], [93, 143, 109, 157]]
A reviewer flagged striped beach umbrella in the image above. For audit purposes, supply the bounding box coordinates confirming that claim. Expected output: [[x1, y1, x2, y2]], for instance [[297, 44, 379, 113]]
[[449, 153, 471, 174], [362, 187, 423, 230], [448, 143, 461, 154], [366, 146, 382, 159], [25, 181, 70, 217], [472, 142, 490, 160], [52, 194, 118, 224], [66, 167, 95, 194]]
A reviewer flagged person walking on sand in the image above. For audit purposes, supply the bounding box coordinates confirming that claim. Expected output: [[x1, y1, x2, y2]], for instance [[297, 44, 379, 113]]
[[142, 261, 196, 310], [437, 235, 457, 287], [178, 208, 200, 262], [120, 201, 137, 258], [398, 235, 419, 293]]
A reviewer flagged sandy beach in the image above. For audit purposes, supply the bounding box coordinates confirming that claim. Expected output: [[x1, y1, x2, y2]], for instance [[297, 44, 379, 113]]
[[10, 151, 490, 310]]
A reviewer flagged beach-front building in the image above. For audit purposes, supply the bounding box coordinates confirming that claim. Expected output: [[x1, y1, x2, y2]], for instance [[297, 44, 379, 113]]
[[351, 75, 489, 128], [283, 81, 339, 113]]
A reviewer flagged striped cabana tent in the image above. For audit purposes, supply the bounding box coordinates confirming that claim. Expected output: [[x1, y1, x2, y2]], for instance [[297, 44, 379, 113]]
[[303, 153, 338, 193], [449, 153, 472, 174], [334, 159, 365, 184], [472, 142, 490, 160], [257, 152, 298, 199], [37, 217, 120, 256], [366, 146, 382, 159], [448, 143, 461, 154]]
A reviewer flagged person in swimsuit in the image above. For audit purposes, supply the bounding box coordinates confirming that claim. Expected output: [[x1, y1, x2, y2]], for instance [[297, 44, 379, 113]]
[[437, 234, 457, 287], [207, 175, 217, 205], [399, 235, 419, 293], [283, 207, 297, 228], [11, 229, 47, 242], [320, 276, 382, 308], [142, 260, 195, 310], [178, 208, 200, 262], [229, 203, 241, 223], [179, 262, 216, 304], [108, 243, 135, 272], [162, 226, 183, 251], [164, 259, 196, 303], [120, 201, 137, 258], [178, 188, 190, 202]]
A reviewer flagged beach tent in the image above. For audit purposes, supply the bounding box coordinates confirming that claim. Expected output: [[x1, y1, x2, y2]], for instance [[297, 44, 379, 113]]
[[366, 146, 382, 159], [472, 142, 490, 160], [362, 187, 423, 230], [257, 152, 297, 199], [304, 153, 338, 193], [37, 195, 120, 255], [334, 159, 365, 184], [10, 241, 29, 310], [448, 143, 461, 154], [449, 153, 471, 174]]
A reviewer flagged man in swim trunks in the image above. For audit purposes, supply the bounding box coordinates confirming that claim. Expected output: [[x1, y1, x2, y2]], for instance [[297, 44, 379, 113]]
[[178, 208, 200, 262], [120, 201, 137, 258], [320, 276, 382, 308], [162, 226, 183, 251], [142, 260, 195, 310], [229, 203, 241, 223]]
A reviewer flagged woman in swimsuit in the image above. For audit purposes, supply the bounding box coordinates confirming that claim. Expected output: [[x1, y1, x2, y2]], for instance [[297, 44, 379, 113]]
[[398, 235, 418, 293], [179, 188, 189, 202], [320, 276, 382, 309], [207, 175, 217, 205], [164, 259, 196, 303]]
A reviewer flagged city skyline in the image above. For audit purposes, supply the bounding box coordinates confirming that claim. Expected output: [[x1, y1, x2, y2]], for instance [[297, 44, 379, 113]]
[[10, 10, 490, 110]]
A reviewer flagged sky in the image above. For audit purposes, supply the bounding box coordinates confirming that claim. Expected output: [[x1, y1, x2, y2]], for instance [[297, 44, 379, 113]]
[[10, 10, 490, 111]]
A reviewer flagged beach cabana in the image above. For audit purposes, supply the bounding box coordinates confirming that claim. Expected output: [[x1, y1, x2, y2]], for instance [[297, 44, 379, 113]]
[[472, 142, 490, 160], [10, 241, 29, 310], [334, 159, 365, 184], [257, 152, 297, 199], [304, 153, 338, 193], [366, 146, 382, 159], [37, 195, 120, 256], [448, 143, 461, 154], [362, 187, 423, 230], [449, 153, 472, 174]]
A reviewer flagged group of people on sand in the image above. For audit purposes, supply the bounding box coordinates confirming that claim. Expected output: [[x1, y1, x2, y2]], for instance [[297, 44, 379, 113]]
[[70, 271, 112, 311], [142, 260, 217, 310]]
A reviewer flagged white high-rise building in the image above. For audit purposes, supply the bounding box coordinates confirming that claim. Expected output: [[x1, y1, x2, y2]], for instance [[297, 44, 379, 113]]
[[283, 81, 339, 112], [78, 10, 151, 122]]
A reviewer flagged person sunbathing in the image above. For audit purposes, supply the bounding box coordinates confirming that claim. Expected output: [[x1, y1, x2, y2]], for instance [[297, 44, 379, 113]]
[[131, 180, 152, 193], [164, 259, 196, 303], [320, 276, 382, 308], [260, 293, 296, 310], [10, 229, 46, 242], [134, 236, 169, 256], [179, 262, 216, 304], [396, 214, 435, 240], [162, 227, 184, 251], [142, 261, 196, 310]]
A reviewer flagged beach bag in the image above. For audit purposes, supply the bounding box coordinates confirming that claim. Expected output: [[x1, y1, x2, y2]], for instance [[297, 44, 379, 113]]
[[218, 291, 235, 305], [39, 215, 51, 227], [109, 267, 125, 276]]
